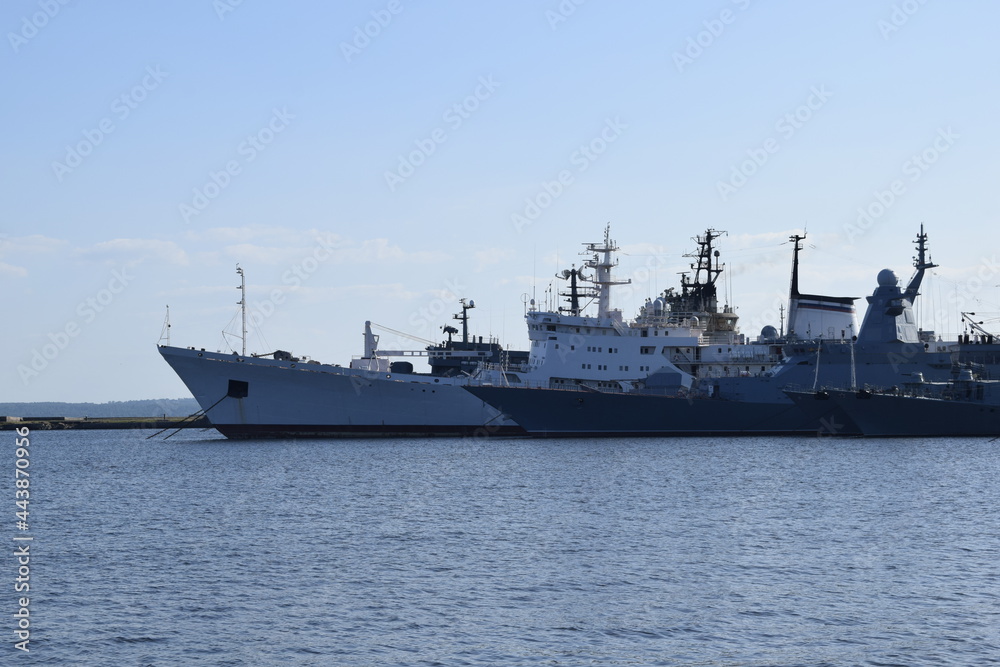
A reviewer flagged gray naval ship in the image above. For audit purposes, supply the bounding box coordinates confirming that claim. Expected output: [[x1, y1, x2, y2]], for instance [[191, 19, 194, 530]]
[[784, 370, 1000, 437], [465, 226, 1000, 436]]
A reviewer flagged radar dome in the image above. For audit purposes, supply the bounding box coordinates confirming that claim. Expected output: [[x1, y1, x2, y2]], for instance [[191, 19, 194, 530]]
[[761, 325, 778, 339], [877, 269, 898, 287]]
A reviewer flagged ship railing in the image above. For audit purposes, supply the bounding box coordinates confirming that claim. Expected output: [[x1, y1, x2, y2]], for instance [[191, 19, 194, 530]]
[[785, 381, 920, 396], [698, 332, 753, 345], [477, 361, 530, 373], [802, 380, 988, 402], [723, 353, 784, 363]]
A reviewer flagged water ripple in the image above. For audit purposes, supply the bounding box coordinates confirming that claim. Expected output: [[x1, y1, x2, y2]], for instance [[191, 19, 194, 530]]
[[22, 431, 1000, 665]]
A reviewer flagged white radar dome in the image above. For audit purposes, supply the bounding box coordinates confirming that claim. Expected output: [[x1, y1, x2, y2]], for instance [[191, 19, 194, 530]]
[[877, 269, 899, 287]]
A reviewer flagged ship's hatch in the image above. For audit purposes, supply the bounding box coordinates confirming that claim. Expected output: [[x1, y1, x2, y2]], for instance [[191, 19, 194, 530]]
[[228, 379, 249, 398]]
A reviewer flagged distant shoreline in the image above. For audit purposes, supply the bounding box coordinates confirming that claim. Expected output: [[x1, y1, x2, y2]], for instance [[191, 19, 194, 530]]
[[0, 417, 211, 431]]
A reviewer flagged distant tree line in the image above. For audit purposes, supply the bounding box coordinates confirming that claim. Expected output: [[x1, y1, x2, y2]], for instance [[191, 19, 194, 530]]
[[0, 398, 200, 419]]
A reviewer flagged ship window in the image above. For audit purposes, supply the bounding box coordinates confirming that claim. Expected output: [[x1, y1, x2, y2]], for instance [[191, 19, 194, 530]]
[[640, 346, 654, 355], [546, 325, 556, 331]]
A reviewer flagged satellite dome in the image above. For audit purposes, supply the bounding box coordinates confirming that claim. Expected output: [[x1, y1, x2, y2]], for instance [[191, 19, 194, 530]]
[[761, 325, 778, 339], [877, 269, 898, 287]]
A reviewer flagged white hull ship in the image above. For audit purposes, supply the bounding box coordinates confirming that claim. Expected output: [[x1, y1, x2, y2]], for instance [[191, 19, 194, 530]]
[[160, 227, 783, 438], [159, 345, 520, 437]]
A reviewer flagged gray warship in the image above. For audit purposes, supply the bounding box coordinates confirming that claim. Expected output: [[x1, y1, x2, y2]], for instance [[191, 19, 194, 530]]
[[784, 369, 1000, 437], [465, 226, 1000, 436]]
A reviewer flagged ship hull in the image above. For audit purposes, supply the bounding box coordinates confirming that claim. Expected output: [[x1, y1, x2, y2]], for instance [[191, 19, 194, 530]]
[[465, 385, 856, 437], [786, 389, 1000, 437], [159, 345, 525, 439]]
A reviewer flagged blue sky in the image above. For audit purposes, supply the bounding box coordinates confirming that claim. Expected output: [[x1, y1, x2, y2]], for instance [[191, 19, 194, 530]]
[[4, 0, 999, 403]]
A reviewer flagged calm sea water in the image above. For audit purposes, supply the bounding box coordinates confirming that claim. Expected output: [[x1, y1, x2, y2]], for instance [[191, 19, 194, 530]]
[[10, 428, 1000, 665]]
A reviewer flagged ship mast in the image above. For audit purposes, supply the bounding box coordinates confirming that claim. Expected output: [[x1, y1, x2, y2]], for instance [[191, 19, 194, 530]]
[[236, 265, 246, 356], [582, 224, 630, 319], [682, 229, 726, 312], [904, 223, 937, 302], [786, 233, 806, 338], [557, 265, 591, 316], [158, 305, 171, 346], [454, 298, 474, 344]]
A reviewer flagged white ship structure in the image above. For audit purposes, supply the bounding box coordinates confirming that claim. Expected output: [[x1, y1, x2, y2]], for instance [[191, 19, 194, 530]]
[[159, 226, 783, 438]]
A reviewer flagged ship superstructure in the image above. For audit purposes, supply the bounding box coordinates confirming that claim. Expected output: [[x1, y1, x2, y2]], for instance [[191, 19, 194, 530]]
[[498, 227, 781, 394]]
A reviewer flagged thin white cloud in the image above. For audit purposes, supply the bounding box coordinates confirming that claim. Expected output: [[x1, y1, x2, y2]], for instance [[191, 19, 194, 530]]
[[183, 225, 333, 245], [218, 236, 449, 266], [473, 248, 516, 271], [76, 238, 189, 266], [0, 234, 70, 277], [0, 234, 68, 256], [351, 238, 450, 264], [0, 262, 27, 277]]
